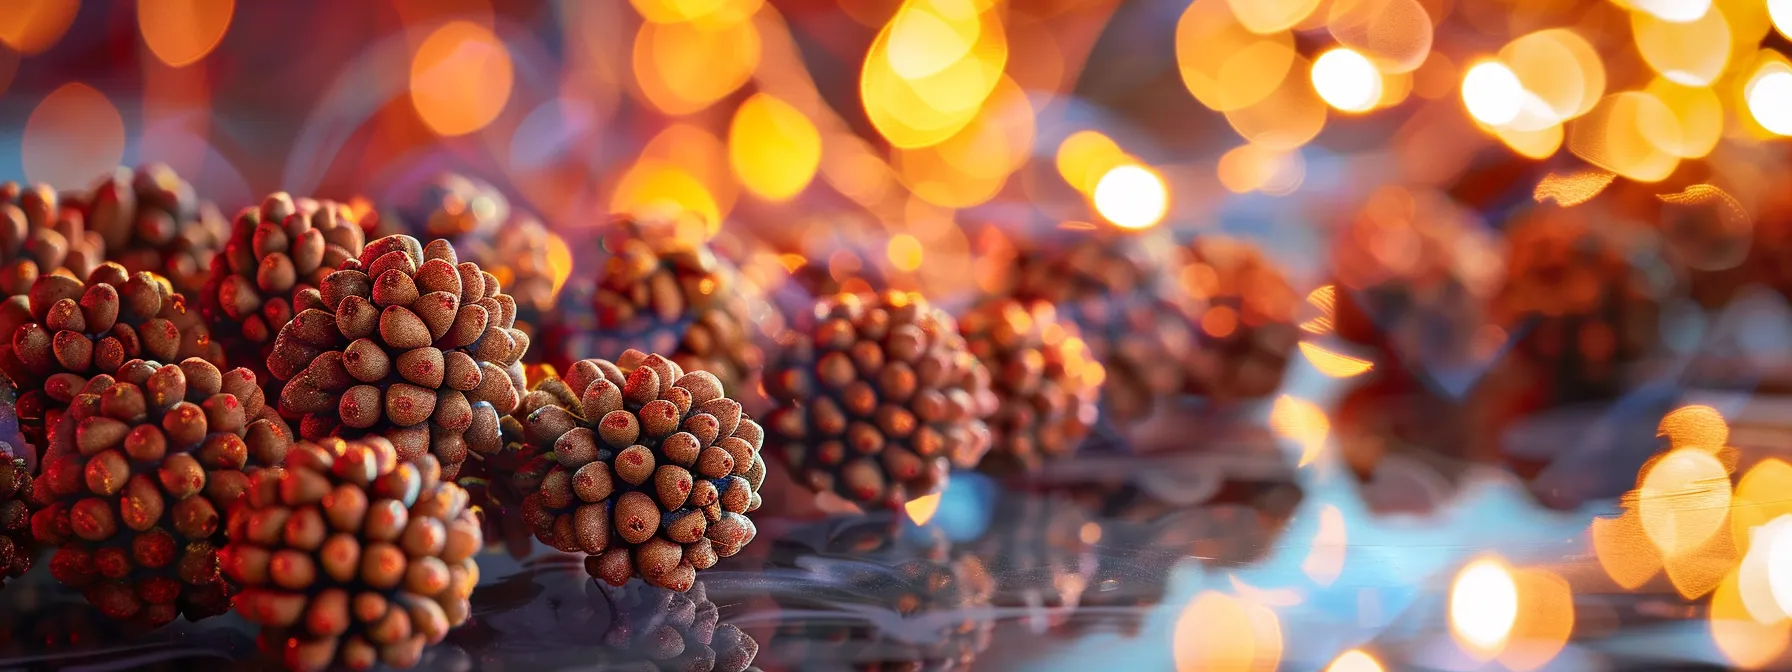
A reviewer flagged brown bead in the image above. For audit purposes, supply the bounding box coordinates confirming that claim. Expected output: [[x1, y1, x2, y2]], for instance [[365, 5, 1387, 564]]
[[120, 474, 164, 531], [270, 548, 318, 590], [639, 399, 681, 438], [379, 306, 431, 350], [590, 547, 633, 586], [404, 555, 450, 595], [159, 453, 207, 499], [599, 410, 641, 449], [395, 347, 444, 388], [363, 499, 409, 542], [319, 533, 362, 583], [400, 516, 445, 557], [555, 427, 600, 467], [572, 503, 610, 554], [615, 445, 656, 485], [696, 446, 734, 480], [385, 383, 437, 427], [613, 491, 661, 545], [305, 588, 351, 638], [655, 465, 694, 510], [83, 449, 130, 496], [663, 431, 702, 467], [360, 542, 407, 589], [572, 461, 614, 503]]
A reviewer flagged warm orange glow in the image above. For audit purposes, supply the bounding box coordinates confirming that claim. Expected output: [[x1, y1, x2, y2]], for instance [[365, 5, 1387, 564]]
[[1176, 0, 1296, 112], [1298, 342, 1374, 377], [1646, 79, 1722, 158], [1227, 0, 1320, 34], [1302, 505, 1347, 586], [139, 0, 235, 67], [1591, 505, 1663, 590], [1664, 515, 1736, 599], [1712, 568, 1792, 669], [1533, 169, 1616, 207], [1498, 29, 1606, 129], [0, 0, 78, 55], [1056, 130, 1128, 194], [1326, 650, 1384, 672], [1632, 6, 1732, 87], [1172, 592, 1282, 672], [1092, 164, 1168, 230], [887, 234, 924, 272], [729, 93, 821, 201], [634, 15, 761, 116], [1495, 123, 1563, 160], [1225, 54, 1328, 151], [1326, 0, 1433, 73], [546, 230, 573, 298], [861, 0, 1008, 149], [1499, 568, 1575, 672], [410, 20, 513, 136], [1271, 394, 1330, 467], [1638, 448, 1732, 558], [1217, 143, 1304, 195], [1658, 404, 1730, 451], [1747, 61, 1792, 136], [904, 491, 942, 525], [1310, 48, 1382, 113], [1567, 91, 1682, 182], [1734, 460, 1792, 557], [1752, 517, 1792, 622], [1461, 61, 1524, 126], [610, 159, 722, 231], [631, 0, 763, 26], [1451, 557, 1519, 657], [23, 83, 126, 189]]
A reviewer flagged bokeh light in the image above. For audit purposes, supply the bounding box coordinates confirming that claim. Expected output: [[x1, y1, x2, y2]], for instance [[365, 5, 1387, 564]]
[[1747, 63, 1792, 136], [1500, 568, 1575, 672], [635, 15, 762, 116], [1451, 557, 1519, 655], [1774, 0, 1792, 39], [139, 0, 235, 67], [1625, 0, 1715, 23], [1311, 48, 1382, 113], [631, 0, 764, 26], [1092, 164, 1167, 230], [1176, 0, 1297, 112], [1461, 61, 1524, 126], [887, 233, 923, 272], [1638, 448, 1732, 557], [1056, 130, 1128, 194], [1326, 650, 1384, 672], [1271, 394, 1330, 467], [1172, 592, 1283, 672], [861, 0, 1008, 149], [1568, 91, 1683, 182], [23, 82, 126, 188], [0, 0, 78, 55], [410, 20, 514, 136], [1227, 0, 1320, 34], [729, 93, 822, 201], [1302, 504, 1347, 584], [1326, 0, 1433, 73], [1632, 6, 1732, 86], [1712, 568, 1792, 669], [1226, 53, 1327, 150]]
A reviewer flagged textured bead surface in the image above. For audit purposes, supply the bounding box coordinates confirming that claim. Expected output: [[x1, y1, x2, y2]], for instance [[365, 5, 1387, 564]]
[[958, 298, 1101, 474], [766, 291, 994, 510], [85, 164, 229, 297]]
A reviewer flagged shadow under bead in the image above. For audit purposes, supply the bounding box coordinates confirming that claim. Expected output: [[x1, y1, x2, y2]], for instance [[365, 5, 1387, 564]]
[[30, 357, 292, 627], [992, 228, 1194, 428], [84, 164, 230, 297], [0, 181, 106, 298], [0, 263, 225, 454], [958, 298, 1101, 475], [516, 349, 766, 592], [1491, 208, 1678, 405], [220, 439, 481, 672], [266, 234, 527, 480], [202, 193, 367, 381], [765, 291, 995, 512], [1174, 236, 1299, 402], [552, 218, 769, 404]]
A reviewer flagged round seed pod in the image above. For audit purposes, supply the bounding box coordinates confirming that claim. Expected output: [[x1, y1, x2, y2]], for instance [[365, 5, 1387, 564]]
[[30, 357, 292, 627], [84, 164, 230, 297], [462, 216, 567, 360], [1491, 208, 1677, 404], [268, 235, 526, 480], [765, 291, 994, 511], [548, 218, 770, 405], [221, 439, 480, 672], [0, 181, 106, 297], [0, 264, 224, 454], [958, 298, 1101, 474], [1174, 236, 1299, 402], [201, 193, 367, 364], [0, 446, 34, 588], [519, 349, 764, 591], [396, 173, 509, 242], [986, 228, 1194, 427], [1330, 188, 1506, 383]]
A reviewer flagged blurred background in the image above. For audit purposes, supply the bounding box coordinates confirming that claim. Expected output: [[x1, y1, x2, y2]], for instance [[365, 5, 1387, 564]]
[[3, 0, 1792, 670]]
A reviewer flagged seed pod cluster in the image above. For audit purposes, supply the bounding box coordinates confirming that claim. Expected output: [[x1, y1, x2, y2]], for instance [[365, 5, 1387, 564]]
[[562, 219, 767, 400], [85, 164, 230, 296], [30, 357, 292, 627], [399, 173, 509, 242], [765, 291, 994, 510], [0, 264, 223, 452], [0, 181, 106, 297], [588, 580, 762, 671], [994, 229, 1194, 425], [516, 349, 765, 591], [203, 193, 367, 351], [1492, 209, 1671, 403], [222, 439, 481, 672], [771, 553, 993, 672], [1330, 189, 1505, 380], [269, 234, 526, 480], [957, 298, 1101, 474], [1174, 237, 1299, 401], [458, 216, 567, 356], [0, 448, 32, 588]]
